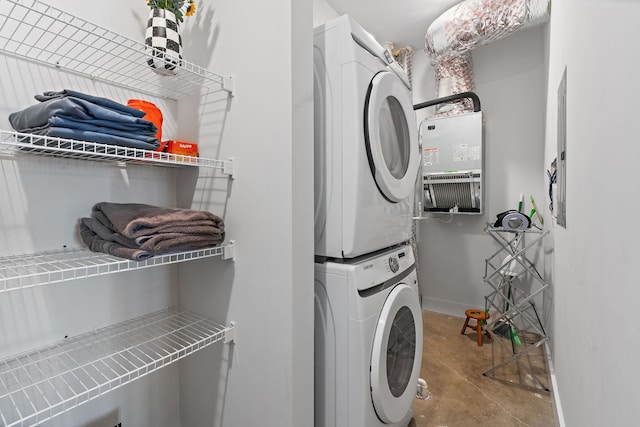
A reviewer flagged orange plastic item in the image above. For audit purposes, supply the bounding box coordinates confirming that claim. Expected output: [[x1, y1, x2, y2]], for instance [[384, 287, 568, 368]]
[[127, 99, 163, 144], [166, 140, 198, 157]]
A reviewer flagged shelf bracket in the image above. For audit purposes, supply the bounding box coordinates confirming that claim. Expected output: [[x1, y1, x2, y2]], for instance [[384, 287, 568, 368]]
[[223, 240, 235, 261], [223, 76, 234, 96], [224, 157, 235, 178], [224, 321, 236, 344]]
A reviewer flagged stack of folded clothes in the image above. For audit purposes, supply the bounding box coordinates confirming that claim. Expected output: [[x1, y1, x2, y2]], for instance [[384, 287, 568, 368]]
[[78, 202, 225, 261], [9, 89, 160, 151]]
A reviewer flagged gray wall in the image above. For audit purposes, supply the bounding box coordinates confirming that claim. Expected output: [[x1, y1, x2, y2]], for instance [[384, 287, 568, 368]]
[[544, 1, 640, 425], [179, 0, 313, 427], [176, 0, 314, 426], [411, 26, 548, 320]]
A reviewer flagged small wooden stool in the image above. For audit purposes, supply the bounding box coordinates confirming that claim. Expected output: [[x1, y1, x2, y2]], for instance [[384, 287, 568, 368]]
[[460, 309, 491, 346]]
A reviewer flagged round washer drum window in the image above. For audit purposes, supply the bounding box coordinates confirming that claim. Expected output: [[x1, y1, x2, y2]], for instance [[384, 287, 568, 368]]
[[378, 96, 411, 180], [386, 305, 416, 397], [370, 282, 423, 424]]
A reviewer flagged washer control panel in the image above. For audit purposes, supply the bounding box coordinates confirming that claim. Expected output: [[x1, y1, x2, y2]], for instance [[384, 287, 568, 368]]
[[354, 245, 415, 291]]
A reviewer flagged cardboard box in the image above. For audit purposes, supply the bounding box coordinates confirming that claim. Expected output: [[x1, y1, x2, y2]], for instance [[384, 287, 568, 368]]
[[166, 140, 198, 158]]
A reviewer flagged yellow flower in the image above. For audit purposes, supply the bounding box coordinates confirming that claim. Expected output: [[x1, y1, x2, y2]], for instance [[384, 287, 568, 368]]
[[185, 0, 196, 17], [145, 0, 195, 22]]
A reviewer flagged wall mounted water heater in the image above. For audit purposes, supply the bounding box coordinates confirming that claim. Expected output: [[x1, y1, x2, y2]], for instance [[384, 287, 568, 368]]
[[419, 111, 484, 214]]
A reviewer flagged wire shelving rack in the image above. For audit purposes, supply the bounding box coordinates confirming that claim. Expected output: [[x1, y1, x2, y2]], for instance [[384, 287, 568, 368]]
[[0, 308, 235, 427], [0, 0, 233, 99], [0, 242, 235, 293], [0, 2, 239, 424], [0, 130, 235, 173]]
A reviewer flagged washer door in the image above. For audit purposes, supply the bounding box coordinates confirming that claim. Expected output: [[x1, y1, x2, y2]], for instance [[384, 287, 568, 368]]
[[365, 71, 419, 203], [370, 283, 423, 424]]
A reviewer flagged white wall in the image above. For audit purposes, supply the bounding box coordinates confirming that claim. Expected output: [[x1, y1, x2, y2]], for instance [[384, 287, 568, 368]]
[[544, 1, 640, 425], [177, 0, 314, 426], [313, 0, 339, 25], [0, 0, 314, 426], [412, 26, 548, 318]]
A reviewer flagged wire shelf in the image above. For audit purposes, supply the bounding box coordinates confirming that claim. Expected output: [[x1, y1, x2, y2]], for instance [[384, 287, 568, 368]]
[[0, 0, 233, 99], [0, 243, 235, 293], [0, 129, 234, 172], [0, 307, 233, 426]]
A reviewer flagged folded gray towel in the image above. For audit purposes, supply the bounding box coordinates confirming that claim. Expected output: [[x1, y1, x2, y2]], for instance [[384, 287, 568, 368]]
[[79, 202, 226, 260], [79, 220, 153, 261], [93, 202, 225, 241], [134, 223, 221, 245], [138, 232, 224, 252], [81, 217, 139, 249]]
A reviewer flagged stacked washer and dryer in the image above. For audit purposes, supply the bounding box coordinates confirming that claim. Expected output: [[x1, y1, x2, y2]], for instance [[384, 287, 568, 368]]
[[313, 15, 423, 427]]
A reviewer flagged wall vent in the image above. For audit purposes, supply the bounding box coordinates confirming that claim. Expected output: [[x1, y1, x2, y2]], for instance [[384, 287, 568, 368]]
[[424, 171, 481, 213]]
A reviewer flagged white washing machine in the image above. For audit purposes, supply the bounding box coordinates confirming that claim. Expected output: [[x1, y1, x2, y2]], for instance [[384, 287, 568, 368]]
[[314, 15, 420, 259], [314, 244, 423, 427]]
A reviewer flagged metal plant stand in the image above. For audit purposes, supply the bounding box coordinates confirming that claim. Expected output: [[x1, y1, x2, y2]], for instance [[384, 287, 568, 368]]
[[482, 224, 550, 391]]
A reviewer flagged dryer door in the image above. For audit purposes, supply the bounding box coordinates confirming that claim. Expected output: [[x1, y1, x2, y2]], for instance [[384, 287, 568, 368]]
[[365, 71, 420, 203], [370, 283, 423, 424]]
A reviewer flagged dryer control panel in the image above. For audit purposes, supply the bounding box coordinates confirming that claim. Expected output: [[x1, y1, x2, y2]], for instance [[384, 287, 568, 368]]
[[353, 245, 415, 292]]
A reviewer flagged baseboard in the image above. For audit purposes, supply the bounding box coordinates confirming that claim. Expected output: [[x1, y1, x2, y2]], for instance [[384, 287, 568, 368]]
[[421, 296, 469, 318], [545, 342, 566, 427]]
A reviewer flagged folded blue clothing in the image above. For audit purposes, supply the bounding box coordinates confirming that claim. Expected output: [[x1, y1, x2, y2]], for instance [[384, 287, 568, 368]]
[[9, 97, 157, 134], [51, 115, 156, 136], [34, 89, 146, 118], [36, 117, 158, 143], [29, 126, 160, 151]]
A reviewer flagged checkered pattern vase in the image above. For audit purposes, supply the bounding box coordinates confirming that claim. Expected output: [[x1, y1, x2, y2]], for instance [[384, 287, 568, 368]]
[[145, 8, 183, 75]]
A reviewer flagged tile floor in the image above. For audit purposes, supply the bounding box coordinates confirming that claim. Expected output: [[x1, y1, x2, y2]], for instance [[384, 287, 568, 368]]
[[409, 310, 558, 427]]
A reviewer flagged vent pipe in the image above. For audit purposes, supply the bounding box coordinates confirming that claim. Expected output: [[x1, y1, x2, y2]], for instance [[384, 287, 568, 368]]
[[424, 0, 550, 115]]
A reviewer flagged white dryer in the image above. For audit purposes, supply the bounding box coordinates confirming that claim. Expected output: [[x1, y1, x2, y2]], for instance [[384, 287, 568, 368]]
[[314, 15, 420, 259], [314, 244, 423, 427]]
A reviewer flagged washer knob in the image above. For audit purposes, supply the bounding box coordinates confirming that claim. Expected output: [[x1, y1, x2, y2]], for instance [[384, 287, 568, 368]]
[[388, 257, 399, 273]]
